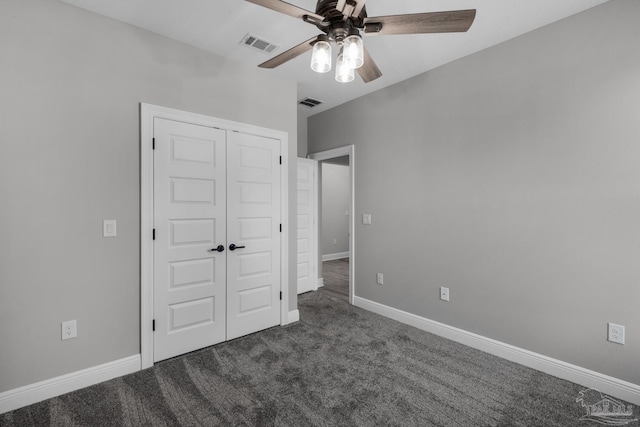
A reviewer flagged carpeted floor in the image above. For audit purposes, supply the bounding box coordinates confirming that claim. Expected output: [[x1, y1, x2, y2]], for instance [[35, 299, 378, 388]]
[[2, 261, 637, 426]]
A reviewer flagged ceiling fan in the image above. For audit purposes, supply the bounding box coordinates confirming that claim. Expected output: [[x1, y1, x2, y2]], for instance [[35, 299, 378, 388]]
[[246, 0, 476, 83]]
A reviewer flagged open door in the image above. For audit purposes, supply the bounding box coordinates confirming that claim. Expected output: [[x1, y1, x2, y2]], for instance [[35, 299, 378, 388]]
[[296, 158, 318, 294]]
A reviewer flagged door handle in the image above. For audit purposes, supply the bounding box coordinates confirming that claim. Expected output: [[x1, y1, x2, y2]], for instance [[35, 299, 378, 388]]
[[229, 243, 245, 251], [209, 245, 225, 252]]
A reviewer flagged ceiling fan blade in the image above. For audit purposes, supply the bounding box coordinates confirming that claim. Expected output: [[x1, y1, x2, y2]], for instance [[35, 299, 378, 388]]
[[357, 47, 382, 83], [336, 0, 366, 18], [364, 9, 476, 35], [246, 0, 325, 23], [258, 36, 318, 69]]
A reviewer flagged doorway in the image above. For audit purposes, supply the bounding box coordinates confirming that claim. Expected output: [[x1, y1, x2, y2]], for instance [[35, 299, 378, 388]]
[[308, 145, 355, 305]]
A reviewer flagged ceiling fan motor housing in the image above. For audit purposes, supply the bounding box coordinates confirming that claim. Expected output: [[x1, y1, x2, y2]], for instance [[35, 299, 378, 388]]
[[315, 0, 367, 43]]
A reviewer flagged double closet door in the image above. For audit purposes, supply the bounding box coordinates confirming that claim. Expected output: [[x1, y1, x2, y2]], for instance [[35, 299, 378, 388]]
[[153, 118, 281, 362]]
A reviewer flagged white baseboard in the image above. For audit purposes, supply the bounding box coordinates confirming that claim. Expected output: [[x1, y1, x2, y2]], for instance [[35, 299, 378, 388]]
[[0, 355, 141, 414], [317, 278, 324, 288], [287, 310, 300, 323], [322, 252, 349, 262], [354, 296, 640, 406]]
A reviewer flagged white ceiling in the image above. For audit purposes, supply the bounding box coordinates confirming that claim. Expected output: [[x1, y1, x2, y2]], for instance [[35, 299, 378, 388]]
[[60, 0, 608, 118]]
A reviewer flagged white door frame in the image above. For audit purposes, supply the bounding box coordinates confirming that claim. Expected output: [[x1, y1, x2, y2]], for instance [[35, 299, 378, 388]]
[[140, 103, 289, 369], [308, 145, 355, 305]]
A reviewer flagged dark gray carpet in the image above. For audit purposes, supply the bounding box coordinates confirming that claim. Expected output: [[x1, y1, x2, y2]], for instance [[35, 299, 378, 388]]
[[2, 282, 637, 426]]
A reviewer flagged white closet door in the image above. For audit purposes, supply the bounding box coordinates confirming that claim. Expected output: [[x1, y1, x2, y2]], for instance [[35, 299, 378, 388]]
[[153, 118, 227, 362], [226, 132, 281, 340], [296, 158, 317, 294]]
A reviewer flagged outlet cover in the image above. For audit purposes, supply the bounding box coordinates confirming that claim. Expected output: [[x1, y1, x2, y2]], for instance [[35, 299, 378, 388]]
[[608, 323, 625, 344], [440, 287, 450, 302], [376, 273, 383, 285], [362, 214, 372, 225], [61, 320, 77, 340]]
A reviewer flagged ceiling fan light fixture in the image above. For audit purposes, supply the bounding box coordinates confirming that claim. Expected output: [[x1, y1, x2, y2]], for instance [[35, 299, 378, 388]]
[[310, 39, 332, 73], [248, 0, 477, 84], [343, 34, 364, 69], [335, 48, 354, 83]]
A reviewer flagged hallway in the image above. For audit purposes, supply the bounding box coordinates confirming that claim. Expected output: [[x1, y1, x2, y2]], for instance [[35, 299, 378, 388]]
[[321, 258, 349, 302]]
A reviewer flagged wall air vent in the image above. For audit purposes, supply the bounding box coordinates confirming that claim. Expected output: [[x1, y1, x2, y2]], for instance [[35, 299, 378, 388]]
[[240, 33, 279, 54], [298, 98, 323, 108]]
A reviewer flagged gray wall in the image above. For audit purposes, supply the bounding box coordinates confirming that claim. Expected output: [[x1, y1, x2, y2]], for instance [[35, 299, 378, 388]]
[[321, 164, 350, 256], [297, 114, 308, 158], [308, 0, 640, 385], [0, 0, 297, 392]]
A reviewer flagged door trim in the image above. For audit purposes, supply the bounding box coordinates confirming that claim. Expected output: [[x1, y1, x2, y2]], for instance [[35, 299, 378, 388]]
[[308, 145, 355, 305], [140, 103, 289, 370]]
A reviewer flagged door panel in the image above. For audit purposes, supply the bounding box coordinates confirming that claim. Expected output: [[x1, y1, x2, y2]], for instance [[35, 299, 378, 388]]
[[171, 178, 215, 203], [153, 118, 227, 362], [226, 132, 281, 340], [296, 158, 317, 294]]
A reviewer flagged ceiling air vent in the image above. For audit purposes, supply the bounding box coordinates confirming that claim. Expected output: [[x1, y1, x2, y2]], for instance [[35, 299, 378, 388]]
[[240, 33, 278, 54], [299, 98, 323, 108]]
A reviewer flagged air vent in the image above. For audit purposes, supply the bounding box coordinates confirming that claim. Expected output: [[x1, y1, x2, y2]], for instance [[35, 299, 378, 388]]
[[298, 98, 323, 108], [240, 33, 279, 54]]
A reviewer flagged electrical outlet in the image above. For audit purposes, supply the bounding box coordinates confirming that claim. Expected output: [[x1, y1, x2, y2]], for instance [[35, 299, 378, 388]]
[[61, 320, 77, 340], [440, 287, 450, 302], [362, 214, 372, 225], [333, 238, 337, 245], [376, 273, 383, 285], [608, 323, 625, 344]]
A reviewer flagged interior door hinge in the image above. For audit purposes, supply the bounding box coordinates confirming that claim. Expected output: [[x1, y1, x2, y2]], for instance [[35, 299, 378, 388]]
[[279, 291, 282, 301], [153, 229, 156, 240], [280, 224, 282, 233], [152, 319, 155, 331], [279, 156, 282, 165], [152, 138, 155, 150]]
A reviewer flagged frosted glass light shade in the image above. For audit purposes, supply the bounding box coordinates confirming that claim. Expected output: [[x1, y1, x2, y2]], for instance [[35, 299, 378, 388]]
[[343, 35, 364, 69], [311, 41, 332, 73], [335, 51, 354, 83]]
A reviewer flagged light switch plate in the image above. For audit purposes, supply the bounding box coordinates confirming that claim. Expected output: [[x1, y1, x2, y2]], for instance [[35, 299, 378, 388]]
[[103, 220, 117, 237], [440, 287, 450, 302]]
